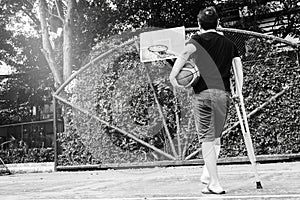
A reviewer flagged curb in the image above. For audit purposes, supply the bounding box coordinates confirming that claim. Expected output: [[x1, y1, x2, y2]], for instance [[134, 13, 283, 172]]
[[5, 162, 55, 174], [57, 153, 300, 171], [4, 153, 300, 173]]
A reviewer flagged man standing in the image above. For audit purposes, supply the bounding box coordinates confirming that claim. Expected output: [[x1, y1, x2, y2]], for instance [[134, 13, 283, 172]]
[[169, 7, 243, 194]]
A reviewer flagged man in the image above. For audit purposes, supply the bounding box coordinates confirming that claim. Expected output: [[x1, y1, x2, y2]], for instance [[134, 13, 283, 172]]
[[169, 7, 243, 194]]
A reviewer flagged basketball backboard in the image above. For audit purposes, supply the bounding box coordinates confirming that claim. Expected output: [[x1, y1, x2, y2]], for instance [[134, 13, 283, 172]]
[[139, 26, 185, 62]]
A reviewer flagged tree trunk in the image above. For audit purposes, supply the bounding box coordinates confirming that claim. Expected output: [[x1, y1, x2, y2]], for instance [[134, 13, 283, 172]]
[[63, 0, 74, 81], [38, 0, 63, 86]]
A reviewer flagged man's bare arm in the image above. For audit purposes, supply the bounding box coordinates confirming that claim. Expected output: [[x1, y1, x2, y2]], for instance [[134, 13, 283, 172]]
[[169, 43, 196, 87]]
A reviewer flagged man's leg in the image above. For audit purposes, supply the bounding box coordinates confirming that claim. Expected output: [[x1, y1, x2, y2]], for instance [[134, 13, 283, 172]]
[[201, 90, 228, 194], [201, 139, 224, 193], [201, 138, 221, 184], [193, 90, 226, 194]]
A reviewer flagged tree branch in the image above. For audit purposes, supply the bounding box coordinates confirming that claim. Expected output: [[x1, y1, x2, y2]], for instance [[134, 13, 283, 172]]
[[39, 0, 63, 86], [20, 0, 40, 26], [55, 0, 65, 20], [49, 12, 64, 23]]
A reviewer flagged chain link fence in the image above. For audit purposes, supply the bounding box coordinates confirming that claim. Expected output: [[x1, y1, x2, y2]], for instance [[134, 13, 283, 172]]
[[54, 27, 300, 168]]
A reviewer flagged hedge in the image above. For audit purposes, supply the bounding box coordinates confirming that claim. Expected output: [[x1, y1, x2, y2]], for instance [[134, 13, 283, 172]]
[[0, 148, 54, 164]]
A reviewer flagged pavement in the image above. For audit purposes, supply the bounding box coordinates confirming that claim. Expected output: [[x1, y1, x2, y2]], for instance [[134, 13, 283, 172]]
[[1, 161, 300, 200]]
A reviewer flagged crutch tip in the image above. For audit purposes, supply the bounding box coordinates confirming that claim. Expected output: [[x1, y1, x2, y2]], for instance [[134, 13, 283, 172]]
[[256, 181, 263, 189]]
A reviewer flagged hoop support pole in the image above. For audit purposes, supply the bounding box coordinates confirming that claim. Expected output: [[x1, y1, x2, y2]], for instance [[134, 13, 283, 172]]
[[53, 96, 58, 172]]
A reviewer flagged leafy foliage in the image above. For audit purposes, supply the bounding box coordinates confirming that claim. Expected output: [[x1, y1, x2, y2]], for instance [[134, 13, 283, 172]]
[[224, 0, 300, 38], [220, 35, 300, 157], [111, 0, 217, 28], [0, 148, 54, 164], [0, 1, 53, 124]]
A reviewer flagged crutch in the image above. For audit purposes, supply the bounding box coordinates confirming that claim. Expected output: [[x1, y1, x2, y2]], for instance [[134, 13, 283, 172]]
[[230, 68, 263, 189]]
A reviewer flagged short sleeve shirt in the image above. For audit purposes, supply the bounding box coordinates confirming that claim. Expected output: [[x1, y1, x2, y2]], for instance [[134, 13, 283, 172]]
[[187, 32, 239, 93]]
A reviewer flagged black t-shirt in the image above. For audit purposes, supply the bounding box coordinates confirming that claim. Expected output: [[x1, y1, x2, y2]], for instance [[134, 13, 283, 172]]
[[187, 32, 239, 93]]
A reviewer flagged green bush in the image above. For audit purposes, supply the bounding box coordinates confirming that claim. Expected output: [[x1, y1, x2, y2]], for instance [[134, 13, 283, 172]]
[[221, 43, 300, 157], [0, 148, 54, 164]]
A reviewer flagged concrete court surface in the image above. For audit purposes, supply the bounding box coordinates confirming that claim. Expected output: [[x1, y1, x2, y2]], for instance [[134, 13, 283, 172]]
[[1, 161, 300, 200]]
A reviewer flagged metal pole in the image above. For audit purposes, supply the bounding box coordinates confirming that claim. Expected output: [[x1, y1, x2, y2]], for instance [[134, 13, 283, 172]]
[[54, 38, 137, 96], [173, 89, 182, 159], [53, 96, 58, 172], [143, 63, 179, 159], [21, 124, 24, 141], [297, 48, 300, 68], [53, 94, 176, 160]]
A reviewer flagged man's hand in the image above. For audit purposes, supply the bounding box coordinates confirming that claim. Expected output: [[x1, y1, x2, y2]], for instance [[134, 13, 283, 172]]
[[170, 76, 184, 88], [169, 43, 196, 88]]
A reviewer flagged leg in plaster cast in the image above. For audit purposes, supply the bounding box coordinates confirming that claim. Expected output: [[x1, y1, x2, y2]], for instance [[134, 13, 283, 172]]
[[201, 138, 221, 184], [201, 138, 225, 194]]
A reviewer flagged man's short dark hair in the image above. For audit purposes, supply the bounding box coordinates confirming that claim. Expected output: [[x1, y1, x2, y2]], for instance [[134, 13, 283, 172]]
[[197, 7, 219, 30]]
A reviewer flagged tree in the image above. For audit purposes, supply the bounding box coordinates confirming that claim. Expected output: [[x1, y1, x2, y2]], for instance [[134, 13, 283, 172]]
[[111, 0, 218, 29], [37, 0, 124, 86], [225, 0, 300, 38], [0, 0, 124, 124], [0, 1, 53, 124], [0, 0, 123, 88], [272, 0, 300, 38]]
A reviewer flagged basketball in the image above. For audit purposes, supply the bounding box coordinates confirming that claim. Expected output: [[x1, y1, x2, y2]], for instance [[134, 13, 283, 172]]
[[176, 61, 200, 87]]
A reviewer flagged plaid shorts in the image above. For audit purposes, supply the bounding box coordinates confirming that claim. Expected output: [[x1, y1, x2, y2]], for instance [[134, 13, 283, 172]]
[[192, 89, 230, 142]]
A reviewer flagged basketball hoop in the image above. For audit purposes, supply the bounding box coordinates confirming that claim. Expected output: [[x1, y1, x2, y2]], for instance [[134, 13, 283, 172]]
[[148, 45, 175, 59], [139, 26, 185, 62]]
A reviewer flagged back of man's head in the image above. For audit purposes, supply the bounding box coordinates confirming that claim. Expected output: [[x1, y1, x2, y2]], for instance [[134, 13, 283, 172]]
[[197, 7, 218, 30]]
